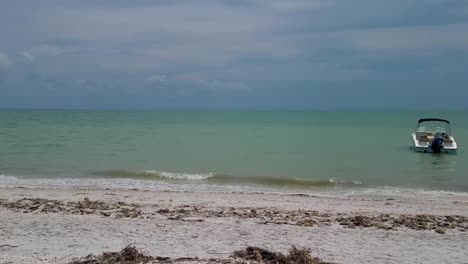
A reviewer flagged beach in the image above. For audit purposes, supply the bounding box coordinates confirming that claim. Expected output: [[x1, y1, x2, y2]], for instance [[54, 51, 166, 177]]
[[1, 183, 467, 264]]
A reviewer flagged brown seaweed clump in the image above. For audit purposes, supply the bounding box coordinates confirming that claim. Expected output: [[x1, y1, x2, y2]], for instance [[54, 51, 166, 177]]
[[69, 245, 155, 264], [69, 245, 332, 264], [233, 246, 330, 264]]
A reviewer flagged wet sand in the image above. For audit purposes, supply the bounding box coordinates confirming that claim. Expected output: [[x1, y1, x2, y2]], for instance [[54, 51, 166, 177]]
[[1, 185, 467, 263]]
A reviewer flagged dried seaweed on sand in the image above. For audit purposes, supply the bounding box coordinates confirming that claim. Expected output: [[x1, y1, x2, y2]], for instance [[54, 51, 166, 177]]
[[69, 245, 154, 264], [233, 246, 331, 264]]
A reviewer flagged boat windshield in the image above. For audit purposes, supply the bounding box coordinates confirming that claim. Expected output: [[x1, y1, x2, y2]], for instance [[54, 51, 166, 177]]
[[416, 120, 451, 135]]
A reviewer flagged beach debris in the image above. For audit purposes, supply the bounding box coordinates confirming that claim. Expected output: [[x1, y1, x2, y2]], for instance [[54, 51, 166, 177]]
[[233, 247, 287, 263], [434, 228, 446, 234], [1, 197, 467, 232], [0, 244, 18, 248], [70, 245, 332, 264], [154, 205, 468, 232], [296, 219, 317, 227], [0, 197, 141, 218], [69, 245, 154, 264], [335, 214, 467, 231], [116, 207, 142, 218], [233, 246, 330, 264]]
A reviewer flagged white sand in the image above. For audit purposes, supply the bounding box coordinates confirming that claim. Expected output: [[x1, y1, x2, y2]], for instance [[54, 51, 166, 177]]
[[1, 184, 467, 264]]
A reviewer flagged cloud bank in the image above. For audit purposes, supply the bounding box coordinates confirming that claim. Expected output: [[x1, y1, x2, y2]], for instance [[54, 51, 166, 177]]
[[1, 0, 467, 109]]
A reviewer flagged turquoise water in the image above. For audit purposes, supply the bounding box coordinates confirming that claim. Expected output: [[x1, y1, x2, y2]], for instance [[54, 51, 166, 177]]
[[0, 110, 467, 191]]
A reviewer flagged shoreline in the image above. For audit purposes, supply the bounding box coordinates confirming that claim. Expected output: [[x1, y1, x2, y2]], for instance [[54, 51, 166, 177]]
[[3, 174, 468, 197], [1, 184, 467, 263]]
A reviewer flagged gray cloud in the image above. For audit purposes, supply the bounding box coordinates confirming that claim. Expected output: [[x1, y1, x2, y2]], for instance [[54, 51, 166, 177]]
[[0, 52, 12, 68], [1, 0, 468, 109], [20, 44, 70, 63], [344, 23, 468, 52], [19, 52, 35, 63]]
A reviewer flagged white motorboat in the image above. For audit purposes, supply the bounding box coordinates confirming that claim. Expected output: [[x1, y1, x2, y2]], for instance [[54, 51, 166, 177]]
[[412, 118, 457, 153]]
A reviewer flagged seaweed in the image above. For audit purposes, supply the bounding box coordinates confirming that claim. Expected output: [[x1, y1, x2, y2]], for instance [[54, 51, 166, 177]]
[[70, 245, 333, 264], [233, 246, 330, 264], [69, 245, 154, 264]]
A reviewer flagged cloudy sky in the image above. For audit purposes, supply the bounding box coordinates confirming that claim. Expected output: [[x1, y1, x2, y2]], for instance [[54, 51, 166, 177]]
[[1, 0, 467, 109]]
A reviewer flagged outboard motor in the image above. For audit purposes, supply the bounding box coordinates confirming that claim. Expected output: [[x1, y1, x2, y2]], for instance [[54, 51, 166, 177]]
[[430, 132, 445, 153]]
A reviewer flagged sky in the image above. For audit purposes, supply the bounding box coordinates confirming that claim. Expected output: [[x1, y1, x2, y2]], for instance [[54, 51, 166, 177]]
[[0, 0, 467, 110]]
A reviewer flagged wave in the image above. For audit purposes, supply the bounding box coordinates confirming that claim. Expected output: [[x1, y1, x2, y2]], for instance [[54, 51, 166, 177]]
[[92, 169, 362, 188], [92, 169, 215, 180], [0, 174, 18, 180], [3, 173, 468, 197]]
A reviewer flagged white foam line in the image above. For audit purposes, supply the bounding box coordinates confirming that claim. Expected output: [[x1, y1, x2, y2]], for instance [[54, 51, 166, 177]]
[[144, 170, 215, 180]]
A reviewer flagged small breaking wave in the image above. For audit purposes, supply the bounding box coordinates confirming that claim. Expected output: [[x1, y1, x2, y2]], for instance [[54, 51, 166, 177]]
[[210, 175, 362, 187], [3, 172, 468, 198], [92, 169, 362, 188], [0, 174, 18, 180], [92, 169, 215, 180]]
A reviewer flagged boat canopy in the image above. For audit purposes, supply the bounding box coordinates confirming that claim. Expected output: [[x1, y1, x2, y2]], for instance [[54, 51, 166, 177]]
[[415, 118, 451, 134], [418, 118, 450, 124]]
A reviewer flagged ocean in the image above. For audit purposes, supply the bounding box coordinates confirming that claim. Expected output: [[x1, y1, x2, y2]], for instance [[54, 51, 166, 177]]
[[0, 110, 467, 193]]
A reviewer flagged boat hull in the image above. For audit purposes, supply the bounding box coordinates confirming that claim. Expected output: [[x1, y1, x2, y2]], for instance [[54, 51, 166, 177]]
[[412, 146, 457, 154], [411, 133, 457, 154]]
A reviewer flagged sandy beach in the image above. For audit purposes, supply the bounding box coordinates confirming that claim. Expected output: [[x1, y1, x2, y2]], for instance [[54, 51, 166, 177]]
[[0, 183, 467, 264]]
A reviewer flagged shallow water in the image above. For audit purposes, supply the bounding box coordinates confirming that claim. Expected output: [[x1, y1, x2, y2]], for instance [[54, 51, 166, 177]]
[[0, 110, 467, 192]]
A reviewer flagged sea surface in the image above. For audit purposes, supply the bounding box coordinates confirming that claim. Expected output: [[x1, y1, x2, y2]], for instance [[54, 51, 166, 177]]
[[0, 110, 467, 193]]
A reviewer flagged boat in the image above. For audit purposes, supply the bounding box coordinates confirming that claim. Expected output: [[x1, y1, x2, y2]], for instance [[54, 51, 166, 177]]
[[411, 118, 457, 153]]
